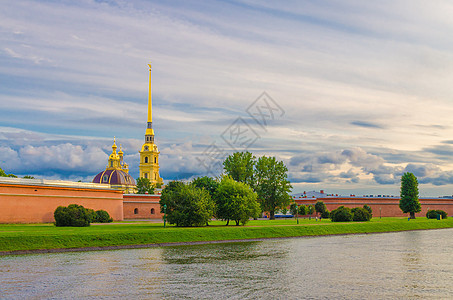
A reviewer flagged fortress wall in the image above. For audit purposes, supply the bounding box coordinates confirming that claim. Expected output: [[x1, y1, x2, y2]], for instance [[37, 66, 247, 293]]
[[123, 194, 162, 219], [0, 178, 124, 223], [294, 197, 453, 217]]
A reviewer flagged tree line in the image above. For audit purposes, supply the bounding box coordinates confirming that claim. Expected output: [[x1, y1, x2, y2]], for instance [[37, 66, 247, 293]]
[[159, 151, 293, 226]]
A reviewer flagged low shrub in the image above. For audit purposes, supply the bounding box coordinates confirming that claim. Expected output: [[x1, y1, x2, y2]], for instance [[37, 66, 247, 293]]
[[363, 205, 373, 216], [54, 204, 91, 227], [330, 206, 353, 222], [321, 210, 330, 219], [95, 210, 113, 223], [352, 207, 372, 221], [426, 209, 448, 219]]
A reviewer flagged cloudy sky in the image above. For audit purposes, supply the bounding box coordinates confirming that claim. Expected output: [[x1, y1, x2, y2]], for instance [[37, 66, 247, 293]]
[[2, 0, 453, 196]]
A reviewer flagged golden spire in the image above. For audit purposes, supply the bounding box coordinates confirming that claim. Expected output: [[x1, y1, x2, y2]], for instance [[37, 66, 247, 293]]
[[145, 63, 155, 139], [112, 136, 117, 152], [148, 63, 152, 124]]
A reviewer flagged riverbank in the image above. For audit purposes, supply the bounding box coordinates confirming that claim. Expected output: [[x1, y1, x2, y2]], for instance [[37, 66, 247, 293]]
[[1, 218, 452, 255]]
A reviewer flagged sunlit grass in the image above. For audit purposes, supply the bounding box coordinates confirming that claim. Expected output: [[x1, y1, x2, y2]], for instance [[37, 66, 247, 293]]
[[1, 217, 452, 253]]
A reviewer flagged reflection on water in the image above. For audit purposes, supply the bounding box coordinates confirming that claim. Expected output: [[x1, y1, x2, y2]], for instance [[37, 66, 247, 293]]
[[1, 229, 453, 299]]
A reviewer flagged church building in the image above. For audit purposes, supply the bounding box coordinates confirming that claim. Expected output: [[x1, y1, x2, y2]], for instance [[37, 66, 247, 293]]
[[92, 138, 136, 193]]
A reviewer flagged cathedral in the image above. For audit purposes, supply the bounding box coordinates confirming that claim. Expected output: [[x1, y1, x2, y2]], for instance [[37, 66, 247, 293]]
[[92, 63, 163, 192]]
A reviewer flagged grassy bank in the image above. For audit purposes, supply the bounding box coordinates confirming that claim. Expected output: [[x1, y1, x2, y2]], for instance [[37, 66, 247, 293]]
[[1, 218, 453, 253]]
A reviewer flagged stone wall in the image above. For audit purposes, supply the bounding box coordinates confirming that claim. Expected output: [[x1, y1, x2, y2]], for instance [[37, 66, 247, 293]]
[[123, 194, 162, 219], [294, 196, 453, 217], [0, 177, 124, 223]]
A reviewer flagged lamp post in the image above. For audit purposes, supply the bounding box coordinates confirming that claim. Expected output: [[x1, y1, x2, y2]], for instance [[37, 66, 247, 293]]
[[163, 204, 167, 228], [296, 204, 299, 225], [379, 207, 381, 219]]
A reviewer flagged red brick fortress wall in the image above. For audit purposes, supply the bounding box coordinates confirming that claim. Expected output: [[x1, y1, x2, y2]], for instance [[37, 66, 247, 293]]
[[294, 196, 453, 217], [0, 178, 124, 223], [123, 194, 162, 219]]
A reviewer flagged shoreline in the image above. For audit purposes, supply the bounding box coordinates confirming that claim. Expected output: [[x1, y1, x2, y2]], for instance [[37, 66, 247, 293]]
[[2, 227, 451, 256]]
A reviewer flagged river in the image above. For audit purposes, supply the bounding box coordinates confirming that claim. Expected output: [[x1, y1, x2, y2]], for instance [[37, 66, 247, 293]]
[[1, 229, 453, 299]]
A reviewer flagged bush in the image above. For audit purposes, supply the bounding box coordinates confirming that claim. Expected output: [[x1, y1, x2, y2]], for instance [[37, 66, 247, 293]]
[[94, 210, 113, 223], [330, 206, 353, 222], [352, 207, 372, 221], [54, 204, 91, 227], [426, 209, 448, 219], [321, 210, 330, 219], [363, 205, 373, 216]]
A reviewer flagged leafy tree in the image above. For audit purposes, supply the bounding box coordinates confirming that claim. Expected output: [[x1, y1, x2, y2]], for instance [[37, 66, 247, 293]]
[[136, 177, 155, 194], [223, 151, 256, 188], [307, 205, 315, 219], [399, 172, 421, 219], [54, 204, 91, 227], [0, 167, 17, 178], [315, 201, 327, 216], [23, 175, 35, 179], [160, 181, 215, 226], [298, 205, 307, 215], [214, 176, 260, 225], [330, 206, 353, 222], [290, 203, 299, 216], [254, 156, 292, 219], [192, 176, 219, 198]]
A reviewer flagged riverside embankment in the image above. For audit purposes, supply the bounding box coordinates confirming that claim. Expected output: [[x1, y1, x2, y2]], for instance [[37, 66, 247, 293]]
[[1, 218, 452, 255]]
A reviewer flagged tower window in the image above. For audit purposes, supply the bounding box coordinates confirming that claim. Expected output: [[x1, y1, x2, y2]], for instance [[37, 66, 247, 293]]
[[102, 175, 108, 183], [134, 208, 138, 214], [151, 208, 155, 214], [155, 173, 157, 180], [144, 173, 148, 179], [145, 157, 148, 163], [154, 157, 157, 163]]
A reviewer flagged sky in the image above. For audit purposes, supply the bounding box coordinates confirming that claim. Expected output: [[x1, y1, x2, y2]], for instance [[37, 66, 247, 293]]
[[2, 0, 453, 196]]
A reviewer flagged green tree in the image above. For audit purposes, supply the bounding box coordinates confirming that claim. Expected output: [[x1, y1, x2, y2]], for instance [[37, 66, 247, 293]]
[[399, 172, 421, 219], [307, 205, 315, 219], [290, 203, 299, 216], [315, 201, 327, 217], [136, 177, 155, 194], [160, 181, 215, 226], [254, 156, 292, 220], [223, 151, 256, 188], [23, 175, 35, 179], [298, 205, 307, 216], [192, 176, 219, 198], [214, 176, 260, 225], [0, 167, 17, 178]]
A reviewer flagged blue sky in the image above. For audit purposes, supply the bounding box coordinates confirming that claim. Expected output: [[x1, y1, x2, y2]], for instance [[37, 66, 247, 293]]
[[2, 0, 453, 196]]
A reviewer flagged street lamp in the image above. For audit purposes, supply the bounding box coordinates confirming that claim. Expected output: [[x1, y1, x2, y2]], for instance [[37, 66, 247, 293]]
[[163, 204, 167, 228], [296, 204, 299, 225], [379, 207, 381, 219]]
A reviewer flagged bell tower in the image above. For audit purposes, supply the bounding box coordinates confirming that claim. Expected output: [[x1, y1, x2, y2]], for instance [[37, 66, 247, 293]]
[[139, 63, 163, 186]]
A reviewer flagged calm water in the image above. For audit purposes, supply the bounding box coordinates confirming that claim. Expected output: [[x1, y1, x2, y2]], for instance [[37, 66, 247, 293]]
[[1, 229, 453, 299]]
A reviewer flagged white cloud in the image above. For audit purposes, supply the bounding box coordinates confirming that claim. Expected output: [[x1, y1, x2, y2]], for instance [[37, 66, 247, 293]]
[[2, 1, 453, 194]]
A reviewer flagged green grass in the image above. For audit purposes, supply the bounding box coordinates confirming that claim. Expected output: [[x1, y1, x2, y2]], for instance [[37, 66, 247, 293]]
[[1, 217, 453, 253]]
